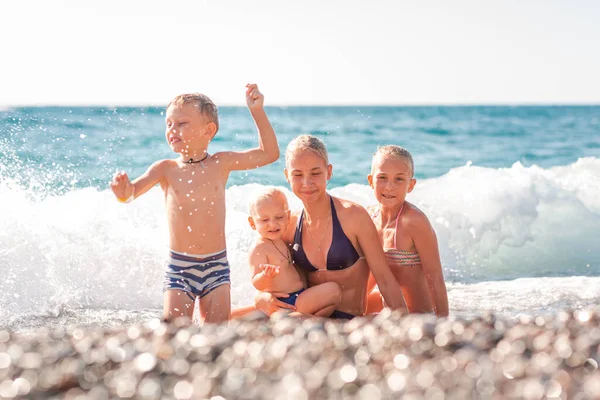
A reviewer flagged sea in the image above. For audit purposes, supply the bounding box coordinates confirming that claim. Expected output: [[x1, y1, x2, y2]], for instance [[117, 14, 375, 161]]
[[1, 105, 599, 333]]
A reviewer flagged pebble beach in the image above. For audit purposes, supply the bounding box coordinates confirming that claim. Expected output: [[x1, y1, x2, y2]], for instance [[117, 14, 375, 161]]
[[1, 309, 599, 400]]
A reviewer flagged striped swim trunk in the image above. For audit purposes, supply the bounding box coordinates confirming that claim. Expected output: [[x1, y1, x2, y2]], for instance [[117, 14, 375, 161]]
[[163, 249, 231, 301]]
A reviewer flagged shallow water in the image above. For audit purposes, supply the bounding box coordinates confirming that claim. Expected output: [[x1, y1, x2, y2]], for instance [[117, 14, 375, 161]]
[[1, 106, 599, 331]]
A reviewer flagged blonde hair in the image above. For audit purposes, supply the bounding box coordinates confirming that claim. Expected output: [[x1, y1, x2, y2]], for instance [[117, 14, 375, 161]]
[[249, 187, 289, 216], [372, 145, 414, 177], [167, 93, 219, 132], [285, 134, 329, 168]]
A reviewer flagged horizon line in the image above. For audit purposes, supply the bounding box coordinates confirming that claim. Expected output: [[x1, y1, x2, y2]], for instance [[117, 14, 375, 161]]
[[2, 101, 600, 109]]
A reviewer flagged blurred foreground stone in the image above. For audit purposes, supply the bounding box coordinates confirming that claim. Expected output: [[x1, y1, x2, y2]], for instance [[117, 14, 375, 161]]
[[0, 308, 599, 399]]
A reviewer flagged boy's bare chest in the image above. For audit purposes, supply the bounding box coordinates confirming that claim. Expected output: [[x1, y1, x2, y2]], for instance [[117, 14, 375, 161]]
[[166, 169, 224, 198]]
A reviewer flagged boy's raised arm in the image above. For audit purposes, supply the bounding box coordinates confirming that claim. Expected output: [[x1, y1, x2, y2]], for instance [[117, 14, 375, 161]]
[[218, 84, 280, 171]]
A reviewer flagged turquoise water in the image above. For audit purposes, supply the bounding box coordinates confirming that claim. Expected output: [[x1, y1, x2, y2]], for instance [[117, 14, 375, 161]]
[[1, 105, 599, 330], [2, 106, 599, 193]]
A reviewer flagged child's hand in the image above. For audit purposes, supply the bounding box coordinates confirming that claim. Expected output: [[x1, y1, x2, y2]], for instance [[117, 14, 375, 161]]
[[246, 83, 264, 109], [259, 263, 280, 277], [110, 171, 134, 203]]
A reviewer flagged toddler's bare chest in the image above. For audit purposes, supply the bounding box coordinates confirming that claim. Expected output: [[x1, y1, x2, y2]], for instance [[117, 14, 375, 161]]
[[269, 252, 289, 266]]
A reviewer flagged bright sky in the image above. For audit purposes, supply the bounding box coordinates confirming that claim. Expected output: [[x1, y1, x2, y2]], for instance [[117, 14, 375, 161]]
[[1, 0, 599, 106]]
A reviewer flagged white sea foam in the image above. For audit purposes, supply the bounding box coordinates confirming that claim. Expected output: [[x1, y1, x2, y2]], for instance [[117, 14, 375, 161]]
[[1, 158, 599, 325], [448, 276, 600, 319]]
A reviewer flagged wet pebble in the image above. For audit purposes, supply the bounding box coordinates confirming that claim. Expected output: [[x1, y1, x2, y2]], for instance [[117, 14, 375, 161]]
[[0, 308, 599, 399]]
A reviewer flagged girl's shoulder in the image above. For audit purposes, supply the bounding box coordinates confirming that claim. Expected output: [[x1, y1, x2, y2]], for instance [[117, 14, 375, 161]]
[[403, 201, 424, 216], [331, 195, 370, 218], [330, 196, 374, 236], [402, 202, 433, 231]]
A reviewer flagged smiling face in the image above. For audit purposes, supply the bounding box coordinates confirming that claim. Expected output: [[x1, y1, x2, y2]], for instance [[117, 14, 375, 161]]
[[164, 103, 214, 155], [368, 154, 416, 208], [284, 149, 332, 204], [248, 195, 291, 241]]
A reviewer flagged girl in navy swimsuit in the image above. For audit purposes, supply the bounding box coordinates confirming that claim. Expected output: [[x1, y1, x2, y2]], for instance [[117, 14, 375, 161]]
[[292, 195, 362, 319]]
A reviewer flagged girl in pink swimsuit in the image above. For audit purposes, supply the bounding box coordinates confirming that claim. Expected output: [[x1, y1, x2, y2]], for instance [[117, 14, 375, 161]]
[[366, 145, 449, 316]]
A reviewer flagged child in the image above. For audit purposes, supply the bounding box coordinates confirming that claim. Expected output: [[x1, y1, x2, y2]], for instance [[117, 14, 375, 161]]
[[247, 188, 342, 317], [110, 84, 280, 324], [366, 145, 449, 316]]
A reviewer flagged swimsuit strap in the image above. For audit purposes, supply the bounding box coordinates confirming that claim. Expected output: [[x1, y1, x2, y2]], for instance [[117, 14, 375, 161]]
[[329, 195, 339, 225], [296, 208, 305, 238], [393, 203, 405, 250]]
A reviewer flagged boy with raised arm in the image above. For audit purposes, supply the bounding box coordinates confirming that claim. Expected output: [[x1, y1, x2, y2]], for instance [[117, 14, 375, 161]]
[[110, 84, 279, 324]]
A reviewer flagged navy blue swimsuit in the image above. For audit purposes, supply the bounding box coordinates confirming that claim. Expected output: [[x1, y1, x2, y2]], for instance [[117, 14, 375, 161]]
[[292, 195, 361, 272]]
